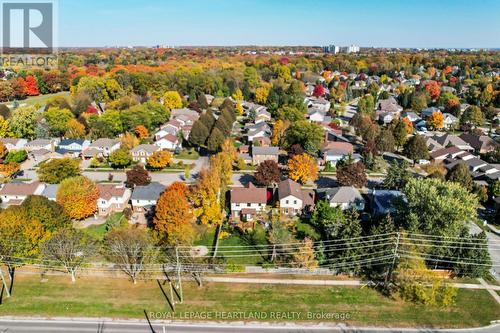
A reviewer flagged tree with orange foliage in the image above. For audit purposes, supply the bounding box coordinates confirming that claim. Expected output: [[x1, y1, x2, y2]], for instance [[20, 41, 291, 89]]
[[402, 117, 414, 134], [56, 176, 98, 220], [147, 150, 172, 170], [287, 153, 318, 184], [425, 80, 441, 100], [0, 162, 20, 178], [0, 142, 8, 160], [134, 125, 149, 139], [24, 75, 39, 96], [426, 111, 444, 130], [154, 182, 194, 245]]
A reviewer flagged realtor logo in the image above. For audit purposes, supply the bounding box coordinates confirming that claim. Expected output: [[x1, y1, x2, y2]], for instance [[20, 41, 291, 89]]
[[1, 1, 54, 51], [0, 0, 57, 67]]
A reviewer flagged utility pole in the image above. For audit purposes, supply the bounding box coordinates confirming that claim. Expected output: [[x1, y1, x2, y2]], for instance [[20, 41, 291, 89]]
[[385, 232, 400, 288], [175, 247, 183, 303]]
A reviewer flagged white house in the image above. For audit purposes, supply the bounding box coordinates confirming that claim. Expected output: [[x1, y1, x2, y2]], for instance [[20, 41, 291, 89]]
[[130, 144, 160, 163], [96, 183, 131, 216], [25, 139, 55, 152], [278, 179, 315, 217], [230, 182, 267, 221], [0, 182, 45, 206], [0, 138, 27, 151], [308, 108, 327, 122], [155, 134, 181, 151], [320, 186, 365, 211], [83, 138, 120, 158]]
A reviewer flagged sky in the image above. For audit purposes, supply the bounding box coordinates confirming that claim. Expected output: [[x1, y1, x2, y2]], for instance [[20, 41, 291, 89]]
[[57, 0, 500, 48]]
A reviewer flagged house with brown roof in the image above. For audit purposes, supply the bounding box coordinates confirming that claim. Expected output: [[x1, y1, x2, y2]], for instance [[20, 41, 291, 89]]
[[230, 182, 267, 221], [82, 138, 120, 159], [0, 182, 45, 207], [459, 133, 498, 154], [321, 141, 354, 165], [278, 179, 315, 217], [96, 183, 131, 216], [430, 146, 465, 162]]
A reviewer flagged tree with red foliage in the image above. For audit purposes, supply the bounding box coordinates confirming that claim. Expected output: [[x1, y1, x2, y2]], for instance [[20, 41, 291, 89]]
[[337, 161, 368, 188], [424, 80, 440, 100], [24, 75, 39, 96], [313, 85, 325, 97], [279, 57, 289, 65], [86, 104, 98, 114], [254, 160, 281, 187]]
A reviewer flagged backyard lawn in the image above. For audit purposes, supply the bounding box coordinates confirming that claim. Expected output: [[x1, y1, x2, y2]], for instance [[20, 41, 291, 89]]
[[0, 274, 498, 328]]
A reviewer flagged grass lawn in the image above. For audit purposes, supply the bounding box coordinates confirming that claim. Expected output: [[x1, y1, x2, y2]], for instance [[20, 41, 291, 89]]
[[174, 149, 200, 160], [0, 274, 498, 328], [194, 224, 268, 266], [2, 91, 70, 108]]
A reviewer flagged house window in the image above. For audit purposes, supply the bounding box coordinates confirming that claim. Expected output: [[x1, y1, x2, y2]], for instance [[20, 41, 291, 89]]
[[293, 200, 297, 205], [235, 203, 240, 207], [247, 203, 251, 207], [285, 200, 289, 204]]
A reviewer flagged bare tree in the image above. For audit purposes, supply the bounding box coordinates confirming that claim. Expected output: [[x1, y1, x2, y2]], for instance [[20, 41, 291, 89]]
[[42, 228, 95, 283], [104, 228, 159, 284]]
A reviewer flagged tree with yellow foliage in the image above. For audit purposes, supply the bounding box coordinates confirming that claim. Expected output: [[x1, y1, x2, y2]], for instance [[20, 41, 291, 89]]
[[271, 119, 289, 146], [147, 150, 172, 170], [120, 132, 140, 150], [190, 168, 223, 225], [0, 115, 13, 138], [163, 91, 183, 111], [293, 238, 318, 270], [426, 111, 444, 130], [232, 88, 243, 102], [0, 162, 20, 178], [255, 83, 271, 104], [235, 102, 243, 116], [65, 119, 86, 139], [288, 153, 319, 184], [0, 142, 8, 160]]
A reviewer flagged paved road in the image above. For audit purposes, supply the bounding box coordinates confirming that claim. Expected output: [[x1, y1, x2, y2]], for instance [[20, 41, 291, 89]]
[[0, 319, 499, 333]]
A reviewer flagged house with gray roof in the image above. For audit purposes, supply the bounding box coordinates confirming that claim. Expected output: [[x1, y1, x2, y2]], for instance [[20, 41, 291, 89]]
[[318, 186, 365, 211], [41, 184, 59, 201], [130, 182, 165, 224], [130, 144, 160, 163], [252, 146, 279, 165]]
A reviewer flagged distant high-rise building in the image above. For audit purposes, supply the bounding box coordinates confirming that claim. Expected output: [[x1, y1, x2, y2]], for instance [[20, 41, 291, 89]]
[[346, 44, 360, 53], [323, 45, 340, 54]]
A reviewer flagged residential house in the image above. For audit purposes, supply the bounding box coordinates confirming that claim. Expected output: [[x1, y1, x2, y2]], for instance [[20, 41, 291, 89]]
[[459, 133, 498, 154], [96, 183, 131, 216], [376, 97, 403, 124], [253, 136, 271, 147], [56, 139, 90, 157], [82, 138, 120, 159], [430, 146, 466, 162], [252, 146, 279, 165], [155, 134, 181, 151], [318, 186, 365, 211], [305, 97, 331, 112], [0, 182, 45, 206], [432, 134, 474, 151], [230, 182, 267, 221], [278, 179, 315, 217], [321, 141, 354, 165], [372, 190, 403, 215], [130, 144, 160, 163], [421, 107, 441, 119], [25, 139, 55, 152], [41, 184, 58, 201], [443, 113, 459, 130], [255, 109, 271, 123], [171, 108, 200, 124], [0, 138, 27, 151], [307, 108, 328, 122], [130, 182, 165, 223]]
